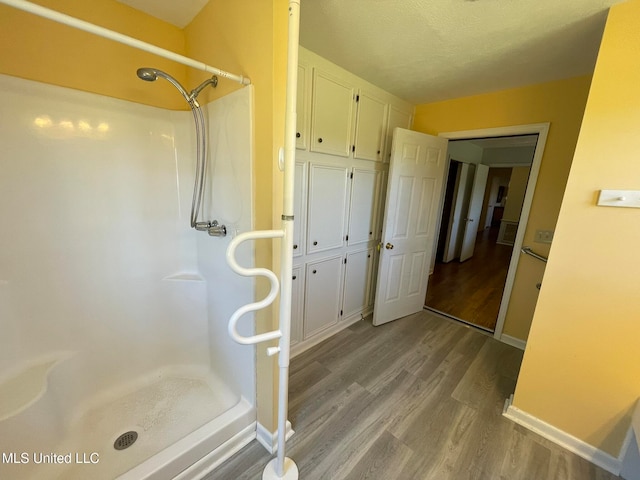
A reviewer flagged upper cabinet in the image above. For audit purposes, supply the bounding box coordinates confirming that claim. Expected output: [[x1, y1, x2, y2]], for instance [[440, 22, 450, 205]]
[[383, 106, 413, 163], [310, 69, 356, 157], [296, 61, 311, 150], [353, 90, 387, 162], [299, 47, 413, 163]]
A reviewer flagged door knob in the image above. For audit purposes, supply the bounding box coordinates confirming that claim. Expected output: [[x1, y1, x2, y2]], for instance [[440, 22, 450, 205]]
[[385, 242, 394, 250]]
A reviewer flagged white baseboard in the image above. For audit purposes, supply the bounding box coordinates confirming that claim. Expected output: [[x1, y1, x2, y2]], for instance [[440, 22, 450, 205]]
[[256, 420, 295, 454], [503, 395, 622, 475], [500, 334, 526, 351], [175, 423, 257, 480]]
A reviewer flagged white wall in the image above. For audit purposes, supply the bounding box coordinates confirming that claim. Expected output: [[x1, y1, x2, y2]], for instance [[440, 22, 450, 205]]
[[0, 75, 254, 415]]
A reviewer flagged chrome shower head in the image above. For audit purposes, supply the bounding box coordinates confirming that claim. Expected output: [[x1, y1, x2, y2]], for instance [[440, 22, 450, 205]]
[[136, 68, 158, 82], [136, 67, 191, 103]]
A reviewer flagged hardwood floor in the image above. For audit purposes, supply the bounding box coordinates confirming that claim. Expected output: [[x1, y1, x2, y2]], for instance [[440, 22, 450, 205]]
[[208, 312, 619, 480], [426, 227, 513, 331]]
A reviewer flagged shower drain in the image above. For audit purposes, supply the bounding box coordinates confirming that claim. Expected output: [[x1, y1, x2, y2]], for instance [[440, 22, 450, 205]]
[[113, 431, 138, 450]]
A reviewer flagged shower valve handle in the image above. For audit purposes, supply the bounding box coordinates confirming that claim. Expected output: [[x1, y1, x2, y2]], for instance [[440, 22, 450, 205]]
[[194, 220, 227, 237], [208, 220, 227, 237]]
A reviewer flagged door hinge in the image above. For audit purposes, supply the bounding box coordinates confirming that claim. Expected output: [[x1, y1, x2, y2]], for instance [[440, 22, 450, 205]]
[[352, 145, 355, 153], [344, 257, 347, 264], [345, 234, 349, 241], [350, 171, 353, 179], [340, 309, 343, 316], [355, 94, 359, 102]]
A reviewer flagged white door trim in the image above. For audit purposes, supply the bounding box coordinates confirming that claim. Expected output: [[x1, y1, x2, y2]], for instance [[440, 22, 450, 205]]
[[438, 123, 550, 343]]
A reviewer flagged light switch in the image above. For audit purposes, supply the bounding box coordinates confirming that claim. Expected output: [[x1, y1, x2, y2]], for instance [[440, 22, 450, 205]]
[[597, 190, 640, 208]]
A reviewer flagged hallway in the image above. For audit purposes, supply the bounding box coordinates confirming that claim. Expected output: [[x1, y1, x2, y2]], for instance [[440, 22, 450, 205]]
[[425, 227, 513, 331]]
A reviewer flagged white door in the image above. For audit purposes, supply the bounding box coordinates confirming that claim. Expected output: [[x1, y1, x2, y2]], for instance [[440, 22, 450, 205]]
[[373, 128, 448, 326], [442, 162, 472, 263], [459, 164, 489, 262]]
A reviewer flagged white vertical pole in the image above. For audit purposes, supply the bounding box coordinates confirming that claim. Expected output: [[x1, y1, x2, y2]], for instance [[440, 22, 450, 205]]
[[262, 0, 300, 479]]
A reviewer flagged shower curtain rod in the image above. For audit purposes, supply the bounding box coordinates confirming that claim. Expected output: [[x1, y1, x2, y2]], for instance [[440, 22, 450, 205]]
[[0, 0, 251, 86]]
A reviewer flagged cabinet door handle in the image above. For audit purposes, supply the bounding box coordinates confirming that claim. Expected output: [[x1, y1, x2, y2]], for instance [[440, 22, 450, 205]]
[[296, 132, 301, 138], [312, 269, 317, 274], [292, 275, 297, 280], [369, 231, 373, 235], [313, 241, 318, 246], [293, 244, 298, 249], [377, 150, 381, 154], [317, 137, 323, 143]]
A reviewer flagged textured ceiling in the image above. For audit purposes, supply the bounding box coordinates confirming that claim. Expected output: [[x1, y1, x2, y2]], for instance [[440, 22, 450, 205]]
[[117, 0, 623, 105], [300, 0, 624, 104]]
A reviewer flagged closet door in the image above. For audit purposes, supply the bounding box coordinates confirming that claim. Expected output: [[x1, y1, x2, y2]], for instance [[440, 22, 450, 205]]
[[310, 69, 356, 157], [293, 162, 307, 257], [347, 168, 379, 246], [342, 248, 374, 319], [296, 62, 311, 150], [307, 164, 349, 254], [383, 106, 413, 163], [290, 265, 303, 346], [353, 90, 387, 162], [303, 255, 344, 338]]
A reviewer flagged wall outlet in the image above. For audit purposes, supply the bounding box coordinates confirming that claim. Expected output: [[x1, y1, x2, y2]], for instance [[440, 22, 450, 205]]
[[535, 229, 554, 244]]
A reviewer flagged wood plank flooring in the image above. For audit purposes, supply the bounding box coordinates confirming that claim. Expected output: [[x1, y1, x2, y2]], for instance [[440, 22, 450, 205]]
[[426, 227, 513, 331], [208, 311, 619, 480]]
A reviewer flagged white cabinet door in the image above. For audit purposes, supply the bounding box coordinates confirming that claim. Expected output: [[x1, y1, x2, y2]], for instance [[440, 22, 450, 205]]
[[353, 90, 387, 162], [347, 168, 378, 246], [310, 69, 356, 157], [384, 107, 413, 163], [296, 62, 311, 150], [293, 161, 307, 257], [342, 248, 374, 318], [307, 164, 349, 254], [303, 255, 344, 338], [290, 265, 303, 346]]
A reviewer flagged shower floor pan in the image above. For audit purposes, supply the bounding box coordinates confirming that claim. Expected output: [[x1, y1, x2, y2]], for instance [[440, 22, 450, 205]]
[[28, 375, 255, 480]]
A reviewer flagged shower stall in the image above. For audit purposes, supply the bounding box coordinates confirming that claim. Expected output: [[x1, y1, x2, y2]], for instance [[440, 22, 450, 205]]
[[0, 61, 257, 480]]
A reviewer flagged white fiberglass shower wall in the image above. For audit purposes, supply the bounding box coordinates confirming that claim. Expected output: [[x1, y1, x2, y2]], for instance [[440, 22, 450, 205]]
[[0, 73, 256, 479]]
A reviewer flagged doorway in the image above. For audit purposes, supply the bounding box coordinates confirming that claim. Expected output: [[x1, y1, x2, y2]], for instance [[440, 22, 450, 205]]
[[424, 124, 549, 340]]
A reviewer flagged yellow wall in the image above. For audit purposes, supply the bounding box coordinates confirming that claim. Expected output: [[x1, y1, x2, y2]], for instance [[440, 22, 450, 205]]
[[185, 0, 288, 431], [413, 76, 591, 340], [503, 166, 530, 222], [0, 0, 187, 110], [513, 0, 640, 456]]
